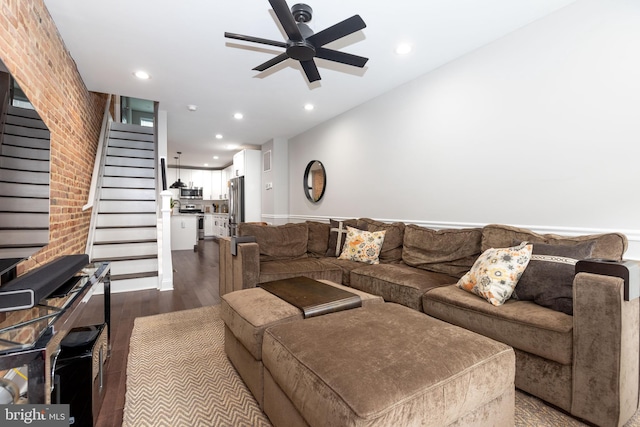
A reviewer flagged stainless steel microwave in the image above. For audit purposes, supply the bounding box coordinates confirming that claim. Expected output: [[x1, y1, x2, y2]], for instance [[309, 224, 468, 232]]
[[180, 187, 203, 199]]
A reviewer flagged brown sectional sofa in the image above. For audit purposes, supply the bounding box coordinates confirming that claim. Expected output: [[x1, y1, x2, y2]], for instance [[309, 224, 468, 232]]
[[218, 219, 639, 427]]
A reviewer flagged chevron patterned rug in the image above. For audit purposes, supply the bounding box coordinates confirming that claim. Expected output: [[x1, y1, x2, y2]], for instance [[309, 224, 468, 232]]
[[123, 305, 640, 427], [122, 305, 270, 427]]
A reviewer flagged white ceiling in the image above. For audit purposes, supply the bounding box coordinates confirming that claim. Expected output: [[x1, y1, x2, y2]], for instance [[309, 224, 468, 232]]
[[43, 0, 575, 169]]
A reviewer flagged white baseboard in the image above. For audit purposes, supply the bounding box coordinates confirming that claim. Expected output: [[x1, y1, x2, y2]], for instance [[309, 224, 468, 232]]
[[287, 215, 640, 261]]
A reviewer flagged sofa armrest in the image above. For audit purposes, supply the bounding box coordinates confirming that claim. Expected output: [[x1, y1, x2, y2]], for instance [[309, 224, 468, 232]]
[[219, 237, 261, 294], [572, 266, 640, 426], [232, 242, 261, 291]]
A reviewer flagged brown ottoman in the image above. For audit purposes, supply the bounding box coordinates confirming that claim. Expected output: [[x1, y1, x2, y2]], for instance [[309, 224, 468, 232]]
[[220, 280, 384, 407], [262, 303, 515, 427]]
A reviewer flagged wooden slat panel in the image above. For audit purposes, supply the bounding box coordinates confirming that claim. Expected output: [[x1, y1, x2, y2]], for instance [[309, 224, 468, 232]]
[[0, 212, 49, 227], [0, 182, 49, 198], [5, 114, 49, 130], [1, 143, 50, 160], [0, 197, 48, 211], [0, 169, 48, 184], [0, 157, 49, 172], [3, 124, 50, 139], [1, 134, 50, 150], [0, 229, 48, 245]]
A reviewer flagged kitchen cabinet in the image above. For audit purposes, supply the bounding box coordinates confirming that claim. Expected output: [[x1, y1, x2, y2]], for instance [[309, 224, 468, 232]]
[[171, 215, 198, 250], [233, 150, 245, 177], [211, 170, 222, 199], [204, 214, 215, 237]]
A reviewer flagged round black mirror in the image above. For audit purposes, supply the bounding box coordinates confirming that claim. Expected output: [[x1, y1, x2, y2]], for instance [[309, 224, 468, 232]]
[[303, 160, 326, 203]]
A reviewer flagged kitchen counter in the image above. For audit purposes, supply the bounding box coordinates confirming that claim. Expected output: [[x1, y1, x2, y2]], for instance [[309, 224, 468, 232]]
[[171, 214, 198, 250]]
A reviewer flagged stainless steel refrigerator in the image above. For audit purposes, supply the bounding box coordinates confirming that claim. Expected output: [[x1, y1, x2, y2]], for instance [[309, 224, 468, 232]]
[[229, 176, 244, 236]]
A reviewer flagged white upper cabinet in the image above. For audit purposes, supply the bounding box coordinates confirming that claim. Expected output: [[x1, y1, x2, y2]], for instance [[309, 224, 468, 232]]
[[233, 150, 245, 177]]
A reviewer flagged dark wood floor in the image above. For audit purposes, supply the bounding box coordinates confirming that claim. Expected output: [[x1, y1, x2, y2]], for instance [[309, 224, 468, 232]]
[[77, 239, 221, 427]]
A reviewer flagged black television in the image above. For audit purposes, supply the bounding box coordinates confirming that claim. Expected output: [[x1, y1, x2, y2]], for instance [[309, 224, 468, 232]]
[[0, 57, 51, 284]]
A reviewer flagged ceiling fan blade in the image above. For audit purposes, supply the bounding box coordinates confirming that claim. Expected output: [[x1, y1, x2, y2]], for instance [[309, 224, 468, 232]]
[[224, 32, 286, 49], [307, 15, 366, 47], [253, 53, 290, 72], [300, 60, 321, 82], [268, 0, 303, 41], [315, 48, 368, 68]]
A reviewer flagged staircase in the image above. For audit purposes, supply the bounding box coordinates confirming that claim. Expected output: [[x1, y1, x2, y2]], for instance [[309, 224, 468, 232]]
[[0, 106, 50, 259], [89, 122, 159, 291]]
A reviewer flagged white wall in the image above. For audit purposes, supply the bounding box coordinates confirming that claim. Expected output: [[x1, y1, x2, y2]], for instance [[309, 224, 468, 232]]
[[261, 138, 289, 224], [288, 0, 640, 258]]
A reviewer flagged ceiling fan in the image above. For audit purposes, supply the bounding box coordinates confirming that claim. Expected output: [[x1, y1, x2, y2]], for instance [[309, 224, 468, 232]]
[[224, 0, 368, 83]]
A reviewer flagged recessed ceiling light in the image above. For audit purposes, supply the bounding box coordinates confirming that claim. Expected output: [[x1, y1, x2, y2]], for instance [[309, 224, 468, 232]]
[[233, 113, 243, 120], [213, 156, 219, 160], [304, 104, 314, 111], [134, 70, 151, 79], [226, 144, 238, 150], [204, 163, 209, 167], [215, 134, 223, 139], [187, 104, 197, 111], [395, 43, 412, 55]]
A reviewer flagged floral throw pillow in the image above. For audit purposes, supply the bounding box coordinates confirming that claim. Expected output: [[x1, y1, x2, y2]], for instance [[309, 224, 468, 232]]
[[457, 242, 533, 306], [338, 226, 386, 265]]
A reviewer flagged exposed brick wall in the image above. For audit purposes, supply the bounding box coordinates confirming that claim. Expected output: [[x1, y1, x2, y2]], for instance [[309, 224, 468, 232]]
[[0, 0, 107, 275]]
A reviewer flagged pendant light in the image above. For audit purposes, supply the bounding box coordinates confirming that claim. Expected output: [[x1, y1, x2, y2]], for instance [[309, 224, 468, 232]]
[[170, 152, 186, 188]]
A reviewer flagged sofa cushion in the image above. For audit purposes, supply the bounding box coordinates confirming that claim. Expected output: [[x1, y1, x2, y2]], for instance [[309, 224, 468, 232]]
[[338, 226, 386, 265], [402, 225, 482, 278], [423, 285, 573, 365], [239, 222, 308, 262], [357, 218, 405, 263], [259, 258, 342, 285], [306, 221, 330, 257], [457, 242, 533, 306], [322, 258, 370, 286], [326, 218, 359, 257], [482, 224, 627, 261], [350, 263, 457, 311], [514, 241, 595, 315]]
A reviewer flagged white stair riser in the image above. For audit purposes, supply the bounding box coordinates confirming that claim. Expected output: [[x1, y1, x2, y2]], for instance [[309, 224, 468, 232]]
[[108, 138, 154, 151], [107, 146, 154, 159], [0, 229, 48, 245], [106, 156, 154, 168], [109, 130, 154, 142], [103, 166, 155, 178], [109, 275, 158, 293], [92, 242, 157, 259], [110, 258, 158, 276], [101, 188, 156, 201], [94, 227, 157, 242], [102, 176, 155, 188], [96, 214, 156, 228], [99, 200, 156, 213]]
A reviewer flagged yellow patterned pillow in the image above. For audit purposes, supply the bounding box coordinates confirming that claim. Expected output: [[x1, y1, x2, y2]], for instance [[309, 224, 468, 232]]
[[338, 226, 386, 264], [457, 242, 533, 306]]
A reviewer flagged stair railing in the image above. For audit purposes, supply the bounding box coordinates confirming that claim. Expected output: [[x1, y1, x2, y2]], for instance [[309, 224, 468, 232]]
[[84, 95, 112, 257]]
